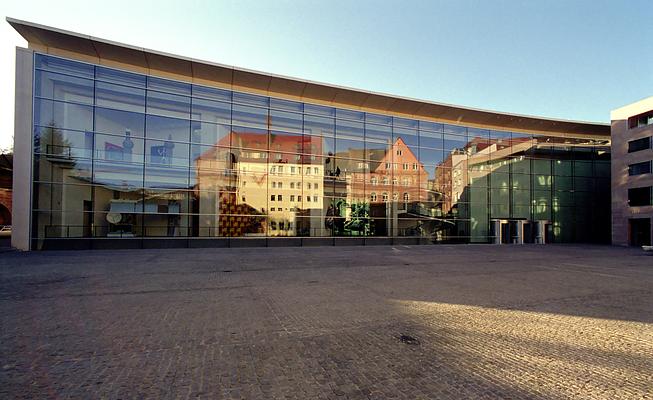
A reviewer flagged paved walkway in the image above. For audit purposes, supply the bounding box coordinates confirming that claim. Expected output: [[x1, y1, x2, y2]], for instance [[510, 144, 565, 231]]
[[1, 245, 652, 399]]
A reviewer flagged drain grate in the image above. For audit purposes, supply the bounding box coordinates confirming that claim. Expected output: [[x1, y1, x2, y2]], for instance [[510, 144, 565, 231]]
[[397, 334, 420, 346]]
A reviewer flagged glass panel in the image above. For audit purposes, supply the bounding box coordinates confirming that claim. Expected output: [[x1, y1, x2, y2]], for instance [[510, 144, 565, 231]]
[[232, 104, 268, 128], [147, 90, 191, 119], [393, 117, 418, 129], [365, 123, 392, 163], [270, 98, 303, 112], [35, 70, 94, 104], [34, 126, 93, 161], [419, 120, 442, 132], [95, 107, 145, 137], [93, 159, 144, 188], [144, 166, 190, 189], [444, 133, 469, 155], [146, 115, 190, 143], [419, 129, 443, 149], [420, 148, 444, 166], [304, 103, 335, 117], [336, 120, 364, 159], [145, 139, 189, 168], [304, 114, 335, 137], [35, 54, 94, 78], [270, 110, 302, 133], [336, 108, 364, 121], [96, 66, 146, 88], [94, 132, 144, 164], [366, 113, 392, 125], [233, 92, 269, 107], [147, 76, 191, 96], [34, 98, 93, 132], [191, 97, 231, 124], [191, 122, 230, 146], [192, 85, 231, 102], [230, 126, 268, 150], [96, 81, 146, 113], [192, 145, 231, 172]]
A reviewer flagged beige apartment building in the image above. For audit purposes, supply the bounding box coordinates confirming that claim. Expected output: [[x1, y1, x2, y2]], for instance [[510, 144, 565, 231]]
[[611, 97, 653, 246]]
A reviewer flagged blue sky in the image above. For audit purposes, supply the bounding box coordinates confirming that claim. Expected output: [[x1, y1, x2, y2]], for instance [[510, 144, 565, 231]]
[[1, 0, 652, 150]]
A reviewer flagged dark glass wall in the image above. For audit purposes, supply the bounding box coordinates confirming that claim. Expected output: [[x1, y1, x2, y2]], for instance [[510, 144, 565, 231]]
[[30, 54, 612, 248]]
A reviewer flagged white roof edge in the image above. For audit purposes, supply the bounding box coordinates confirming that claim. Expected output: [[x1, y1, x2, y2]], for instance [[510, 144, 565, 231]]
[[610, 96, 653, 120], [7, 16, 610, 128]]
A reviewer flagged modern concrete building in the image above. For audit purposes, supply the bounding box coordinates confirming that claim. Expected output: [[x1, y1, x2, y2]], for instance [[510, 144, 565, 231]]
[[9, 18, 613, 250], [611, 97, 653, 246]]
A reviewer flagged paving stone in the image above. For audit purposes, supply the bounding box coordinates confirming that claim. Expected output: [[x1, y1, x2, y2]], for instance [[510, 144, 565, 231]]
[[0, 244, 652, 399]]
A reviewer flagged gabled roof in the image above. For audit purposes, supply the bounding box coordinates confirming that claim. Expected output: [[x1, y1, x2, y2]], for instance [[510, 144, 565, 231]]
[[8, 17, 610, 138]]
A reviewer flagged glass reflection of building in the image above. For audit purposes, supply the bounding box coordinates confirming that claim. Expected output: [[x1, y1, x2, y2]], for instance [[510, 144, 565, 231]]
[[11, 20, 611, 250]]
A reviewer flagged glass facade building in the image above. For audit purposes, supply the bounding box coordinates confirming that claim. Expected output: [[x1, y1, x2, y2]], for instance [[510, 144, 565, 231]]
[[9, 19, 612, 250], [28, 54, 611, 249]]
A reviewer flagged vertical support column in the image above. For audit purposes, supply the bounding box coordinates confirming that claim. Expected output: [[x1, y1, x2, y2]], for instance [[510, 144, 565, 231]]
[[516, 220, 524, 244], [493, 220, 501, 244], [11, 47, 33, 251]]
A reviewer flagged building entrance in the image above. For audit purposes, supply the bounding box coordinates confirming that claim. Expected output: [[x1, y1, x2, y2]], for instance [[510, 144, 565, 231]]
[[629, 218, 651, 246]]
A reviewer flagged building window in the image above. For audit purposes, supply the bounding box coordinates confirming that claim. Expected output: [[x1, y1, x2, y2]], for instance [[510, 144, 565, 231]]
[[385, 162, 391, 169], [629, 161, 652, 176], [382, 192, 388, 202], [403, 163, 409, 170], [270, 195, 275, 201], [314, 183, 319, 189], [307, 182, 312, 189], [290, 195, 295, 202], [392, 177, 398, 186], [403, 192, 409, 202], [278, 182, 283, 189], [314, 167, 319, 175], [393, 193, 398, 201], [628, 186, 652, 206], [396, 149, 402, 156], [291, 166, 295, 174], [290, 182, 295, 189], [370, 192, 377, 202], [371, 177, 377, 186], [298, 196, 302, 202], [628, 137, 651, 153], [412, 163, 418, 170], [278, 195, 283, 201], [313, 195, 318, 202], [307, 196, 311, 202], [403, 178, 410, 186], [628, 111, 653, 129], [278, 166, 284, 173], [270, 221, 277, 230], [382, 177, 389, 185]]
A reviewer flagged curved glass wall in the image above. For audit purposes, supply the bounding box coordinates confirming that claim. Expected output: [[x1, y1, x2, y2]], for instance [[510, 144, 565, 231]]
[[31, 54, 611, 248]]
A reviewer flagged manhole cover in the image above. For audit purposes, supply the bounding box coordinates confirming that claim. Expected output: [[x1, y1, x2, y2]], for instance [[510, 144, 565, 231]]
[[397, 334, 420, 345]]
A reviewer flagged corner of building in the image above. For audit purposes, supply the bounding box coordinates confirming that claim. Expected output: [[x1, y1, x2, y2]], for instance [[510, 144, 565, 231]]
[[610, 96, 653, 247], [11, 46, 33, 251]]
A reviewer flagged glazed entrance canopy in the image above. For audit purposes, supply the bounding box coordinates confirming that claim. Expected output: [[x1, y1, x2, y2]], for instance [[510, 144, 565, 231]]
[[8, 17, 609, 138]]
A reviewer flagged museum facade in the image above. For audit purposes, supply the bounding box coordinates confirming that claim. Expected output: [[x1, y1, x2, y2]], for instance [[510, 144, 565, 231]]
[[9, 18, 612, 250]]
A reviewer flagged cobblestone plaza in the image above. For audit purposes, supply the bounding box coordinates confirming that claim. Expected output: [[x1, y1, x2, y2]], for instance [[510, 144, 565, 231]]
[[1, 245, 651, 399]]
